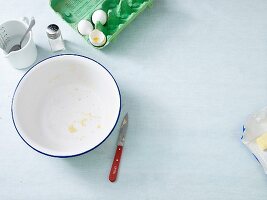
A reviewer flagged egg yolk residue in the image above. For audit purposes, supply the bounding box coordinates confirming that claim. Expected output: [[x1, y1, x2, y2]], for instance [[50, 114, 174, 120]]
[[93, 37, 99, 43]]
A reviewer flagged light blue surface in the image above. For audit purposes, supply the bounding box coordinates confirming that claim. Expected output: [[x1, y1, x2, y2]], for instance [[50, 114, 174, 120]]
[[1, 0, 267, 199]]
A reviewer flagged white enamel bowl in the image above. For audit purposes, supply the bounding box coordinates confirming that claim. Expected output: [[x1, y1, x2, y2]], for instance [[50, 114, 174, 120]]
[[12, 54, 121, 157]]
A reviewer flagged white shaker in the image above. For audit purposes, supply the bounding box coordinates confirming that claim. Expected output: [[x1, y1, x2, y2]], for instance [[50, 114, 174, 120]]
[[46, 24, 65, 52]]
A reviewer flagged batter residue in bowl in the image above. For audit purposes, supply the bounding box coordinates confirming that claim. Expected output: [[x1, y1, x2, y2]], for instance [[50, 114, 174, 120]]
[[68, 124, 77, 133]]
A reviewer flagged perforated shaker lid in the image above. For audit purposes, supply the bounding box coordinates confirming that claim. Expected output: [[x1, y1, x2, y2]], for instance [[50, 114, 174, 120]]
[[46, 24, 61, 39]]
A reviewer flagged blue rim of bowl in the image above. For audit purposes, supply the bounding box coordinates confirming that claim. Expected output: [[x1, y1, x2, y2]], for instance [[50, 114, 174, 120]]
[[11, 54, 122, 158]]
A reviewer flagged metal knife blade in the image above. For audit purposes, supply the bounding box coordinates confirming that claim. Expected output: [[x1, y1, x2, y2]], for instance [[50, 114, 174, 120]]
[[117, 113, 128, 146]]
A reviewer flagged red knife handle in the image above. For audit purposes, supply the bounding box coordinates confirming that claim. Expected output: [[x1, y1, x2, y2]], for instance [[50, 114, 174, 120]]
[[109, 145, 123, 182]]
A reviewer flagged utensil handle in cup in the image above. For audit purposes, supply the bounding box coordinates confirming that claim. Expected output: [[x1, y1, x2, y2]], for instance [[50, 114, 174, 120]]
[[109, 145, 123, 182], [20, 17, 35, 47]]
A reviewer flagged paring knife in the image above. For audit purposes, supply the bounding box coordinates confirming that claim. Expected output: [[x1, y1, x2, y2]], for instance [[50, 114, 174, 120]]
[[109, 113, 128, 182]]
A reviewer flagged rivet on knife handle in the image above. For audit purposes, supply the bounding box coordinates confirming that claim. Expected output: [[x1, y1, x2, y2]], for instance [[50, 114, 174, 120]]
[[109, 145, 123, 182]]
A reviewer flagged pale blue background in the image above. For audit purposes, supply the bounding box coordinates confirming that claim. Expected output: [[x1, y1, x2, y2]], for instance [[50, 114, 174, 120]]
[[1, 0, 267, 199]]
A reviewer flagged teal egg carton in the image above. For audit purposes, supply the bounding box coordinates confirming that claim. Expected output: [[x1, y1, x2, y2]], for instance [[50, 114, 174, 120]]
[[50, 0, 153, 49]]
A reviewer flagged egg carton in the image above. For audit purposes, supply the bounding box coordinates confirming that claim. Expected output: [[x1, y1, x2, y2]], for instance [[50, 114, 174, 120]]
[[50, 0, 153, 49]]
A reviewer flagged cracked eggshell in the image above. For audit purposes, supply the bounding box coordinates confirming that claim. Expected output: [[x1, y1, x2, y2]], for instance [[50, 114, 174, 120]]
[[89, 29, 107, 47]]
